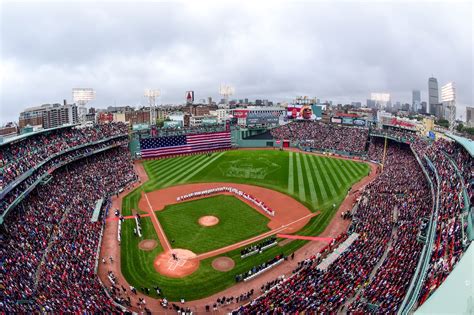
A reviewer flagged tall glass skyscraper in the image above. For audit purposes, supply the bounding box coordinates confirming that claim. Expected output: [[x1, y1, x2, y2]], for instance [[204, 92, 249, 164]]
[[428, 77, 439, 114], [412, 90, 421, 113]]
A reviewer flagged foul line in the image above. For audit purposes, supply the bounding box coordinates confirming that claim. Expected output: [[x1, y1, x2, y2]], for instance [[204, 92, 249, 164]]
[[143, 190, 172, 251], [196, 211, 320, 260]]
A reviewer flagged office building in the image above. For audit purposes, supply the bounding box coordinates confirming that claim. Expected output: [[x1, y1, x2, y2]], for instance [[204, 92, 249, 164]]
[[19, 102, 78, 129], [428, 77, 439, 114], [412, 90, 421, 113], [466, 107, 474, 127]]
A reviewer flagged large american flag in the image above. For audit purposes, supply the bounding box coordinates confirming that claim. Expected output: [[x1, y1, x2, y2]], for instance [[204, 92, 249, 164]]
[[140, 131, 231, 158]]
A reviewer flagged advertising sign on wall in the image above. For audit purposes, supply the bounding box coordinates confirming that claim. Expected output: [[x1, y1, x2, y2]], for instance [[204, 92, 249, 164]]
[[331, 117, 342, 124], [342, 117, 354, 125], [233, 109, 248, 118], [163, 121, 182, 128], [246, 111, 280, 125], [202, 117, 218, 125]]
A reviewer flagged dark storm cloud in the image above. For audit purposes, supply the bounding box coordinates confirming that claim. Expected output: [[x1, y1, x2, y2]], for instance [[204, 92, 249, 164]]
[[1, 1, 472, 123]]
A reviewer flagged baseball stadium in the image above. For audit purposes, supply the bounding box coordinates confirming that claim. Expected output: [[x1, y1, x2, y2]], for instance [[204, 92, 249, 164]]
[[1, 109, 473, 314]]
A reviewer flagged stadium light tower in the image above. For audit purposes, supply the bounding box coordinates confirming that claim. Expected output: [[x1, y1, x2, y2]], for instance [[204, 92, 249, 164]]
[[72, 88, 96, 122], [144, 89, 161, 125], [441, 82, 456, 132], [219, 84, 235, 107]]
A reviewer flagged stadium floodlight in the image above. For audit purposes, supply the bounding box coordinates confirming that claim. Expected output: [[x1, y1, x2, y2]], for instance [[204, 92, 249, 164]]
[[73, 88, 96, 106], [370, 93, 391, 102], [144, 89, 161, 125], [219, 84, 235, 106]]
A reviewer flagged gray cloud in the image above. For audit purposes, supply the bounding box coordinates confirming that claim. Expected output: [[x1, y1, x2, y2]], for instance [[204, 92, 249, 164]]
[[1, 1, 472, 124]]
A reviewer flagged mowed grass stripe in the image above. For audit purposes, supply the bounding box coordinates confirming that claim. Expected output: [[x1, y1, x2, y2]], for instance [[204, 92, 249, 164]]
[[308, 155, 328, 200], [319, 157, 341, 196], [295, 153, 306, 202], [155, 155, 207, 185], [174, 152, 225, 183], [333, 159, 352, 182], [354, 161, 369, 176], [325, 158, 344, 190], [288, 151, 295, 195], [301, 153, 318, 205], [147, 156, 193, 183], [341, 160, 359, 179], [153, 155, 203, 178], [314, 156, 335, 199], [158, 154, 213, 186], [148, 156, 183, 173], [325, 159, 340, 195]]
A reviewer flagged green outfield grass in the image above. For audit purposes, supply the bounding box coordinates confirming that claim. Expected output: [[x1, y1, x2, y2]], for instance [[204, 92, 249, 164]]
[[156, 195, 270, 254], [120, 149, 370, 301]]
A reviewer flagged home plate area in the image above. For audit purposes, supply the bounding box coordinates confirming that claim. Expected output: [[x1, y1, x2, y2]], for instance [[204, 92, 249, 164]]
[[154, 249, 199, 278]]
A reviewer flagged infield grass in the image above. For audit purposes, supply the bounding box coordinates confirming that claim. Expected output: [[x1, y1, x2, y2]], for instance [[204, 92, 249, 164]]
[[120, 149, 370, 301], [156, 195, 270, 254]]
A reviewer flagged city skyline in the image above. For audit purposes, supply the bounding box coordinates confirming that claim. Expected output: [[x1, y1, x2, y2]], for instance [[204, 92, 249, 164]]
[[1, 1, 472, 124]]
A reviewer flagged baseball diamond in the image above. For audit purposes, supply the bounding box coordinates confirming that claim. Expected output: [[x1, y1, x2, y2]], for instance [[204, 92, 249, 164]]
[[116, 149, 371, 301]]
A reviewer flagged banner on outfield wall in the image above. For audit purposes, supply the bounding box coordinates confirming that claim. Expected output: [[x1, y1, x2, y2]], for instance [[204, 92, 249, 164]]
[[353, 119, 366, 126], [331, 117, 342, 124]]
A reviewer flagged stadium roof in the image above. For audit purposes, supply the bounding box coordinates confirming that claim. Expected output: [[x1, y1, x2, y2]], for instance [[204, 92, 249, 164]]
[[0, 124, 77, 147], [445, 133, 474, 157], [416, 243, 474, 315]]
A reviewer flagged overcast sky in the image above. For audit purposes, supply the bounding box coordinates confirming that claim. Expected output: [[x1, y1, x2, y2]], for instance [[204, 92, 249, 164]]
[[1, 0, 472, 124]]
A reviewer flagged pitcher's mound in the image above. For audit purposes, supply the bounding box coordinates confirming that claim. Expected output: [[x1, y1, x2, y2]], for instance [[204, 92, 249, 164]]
[[138, 239, 157, 251], [154, 249, 199, 278], [198, 215, 219, 226], [212, 257, 235, 272]]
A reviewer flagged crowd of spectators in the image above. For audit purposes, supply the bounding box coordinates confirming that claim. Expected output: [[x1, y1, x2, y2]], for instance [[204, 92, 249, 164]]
[[348, 140, 432, 312], [0, 137, 129, 216], [270, 121, 369, 154], [411, 138, 468, 305], [237, 141, 433, 313], [0, 147, 137, 312], [1, 122, 128, 190]]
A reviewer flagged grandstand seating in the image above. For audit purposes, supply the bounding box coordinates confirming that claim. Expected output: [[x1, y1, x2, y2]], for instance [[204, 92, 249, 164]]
[[270, 121, 369, 154], [1, 121, 471, 313], [0, 147, 136, 312], [0, 123, 128, 191]]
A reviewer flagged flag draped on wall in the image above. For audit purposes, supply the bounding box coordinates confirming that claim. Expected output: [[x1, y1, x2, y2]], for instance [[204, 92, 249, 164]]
[[140, 131, 231, 158]]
